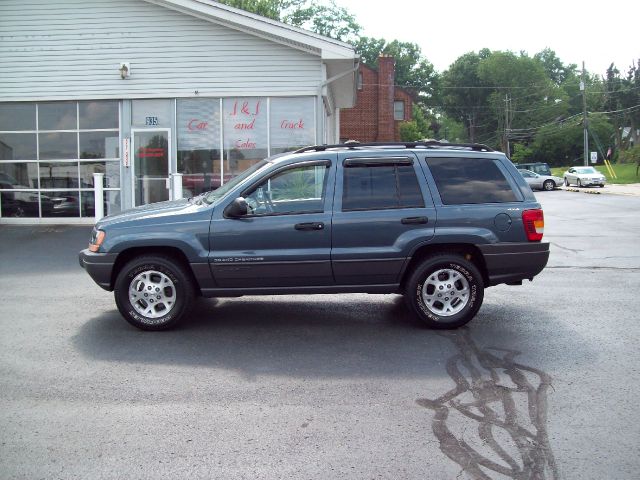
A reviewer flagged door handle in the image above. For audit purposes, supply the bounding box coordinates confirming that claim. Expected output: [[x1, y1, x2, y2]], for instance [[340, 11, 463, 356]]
[[401, 216, 428, 225], [295, 222, 324, 231]]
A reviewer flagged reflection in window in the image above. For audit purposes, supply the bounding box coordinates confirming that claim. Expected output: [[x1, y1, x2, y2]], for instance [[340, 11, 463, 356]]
[[79, 101, 119, 129], [39, 102, 77, 130], [39, 162, 79, 189], [425, 157, 519, 205], [79, 161, 120, 188], [177, 99, 221, 196], [0, 133, 37, 160], [0, 190, 41, 217], [0, 103, 36, 131], [244, 164, 327, 215], [342, 163, 424, 211], [270, 97, 315, 154], [39, 132, 77, 160], [0, 163, 38, 189], [42, 190, 80, 217], [223, 98, 267, 180], [80, 131, 119, 158]]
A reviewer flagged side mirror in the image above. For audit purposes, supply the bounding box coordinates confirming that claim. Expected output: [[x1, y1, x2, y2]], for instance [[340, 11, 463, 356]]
[[225, 197, 248, 218]]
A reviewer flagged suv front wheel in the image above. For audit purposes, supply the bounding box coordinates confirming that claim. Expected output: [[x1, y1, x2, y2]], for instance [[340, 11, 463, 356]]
[[405, 254, 484, 329], [114, 255, 195, 330]]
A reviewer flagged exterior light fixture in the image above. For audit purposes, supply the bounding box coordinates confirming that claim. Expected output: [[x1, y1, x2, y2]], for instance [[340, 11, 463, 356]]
[[119, 62, 130, 79]]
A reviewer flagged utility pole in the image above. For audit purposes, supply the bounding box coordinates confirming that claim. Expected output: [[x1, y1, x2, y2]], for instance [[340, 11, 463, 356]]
[[581, 61, 589, 166], [504, 93, 512, 157]]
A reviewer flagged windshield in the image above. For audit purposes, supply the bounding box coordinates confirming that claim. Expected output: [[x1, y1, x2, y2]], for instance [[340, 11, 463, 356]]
[[575, 167, 597, 174], [202, 160, 270, 205]]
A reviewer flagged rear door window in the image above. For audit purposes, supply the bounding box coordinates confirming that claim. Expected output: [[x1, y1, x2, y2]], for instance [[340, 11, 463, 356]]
[[425, 157, 518, 205], [342, 158, 424, 211]]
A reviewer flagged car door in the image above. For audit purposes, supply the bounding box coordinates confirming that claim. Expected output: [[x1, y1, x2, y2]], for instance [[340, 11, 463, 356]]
[[331, 152, 436, 285], [209, 159, 335, 288]]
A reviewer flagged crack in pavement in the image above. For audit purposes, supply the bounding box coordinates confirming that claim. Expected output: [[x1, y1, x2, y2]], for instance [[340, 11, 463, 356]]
[[417, 330, 559, 480]]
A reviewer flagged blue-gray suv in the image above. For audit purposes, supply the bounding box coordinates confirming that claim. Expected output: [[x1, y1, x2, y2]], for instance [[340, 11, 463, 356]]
[[79, 142, 549, 330]]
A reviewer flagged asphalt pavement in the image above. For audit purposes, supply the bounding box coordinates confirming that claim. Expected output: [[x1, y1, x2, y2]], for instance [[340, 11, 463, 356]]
[[0, 191, 639, 479]]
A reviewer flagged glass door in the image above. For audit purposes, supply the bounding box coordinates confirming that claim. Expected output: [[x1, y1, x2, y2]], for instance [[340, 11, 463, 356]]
[[132, 129, 170, 206]]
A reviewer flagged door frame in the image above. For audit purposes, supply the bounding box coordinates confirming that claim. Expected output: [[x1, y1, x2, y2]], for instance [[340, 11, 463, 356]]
[[131, 128, 172, 206]]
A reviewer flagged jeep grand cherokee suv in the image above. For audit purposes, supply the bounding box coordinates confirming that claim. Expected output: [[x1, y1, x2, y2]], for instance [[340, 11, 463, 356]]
[[79, 142, 549, 330]]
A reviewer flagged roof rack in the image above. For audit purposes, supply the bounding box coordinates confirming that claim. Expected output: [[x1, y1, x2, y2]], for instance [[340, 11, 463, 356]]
[[293, 141, 494, 154]]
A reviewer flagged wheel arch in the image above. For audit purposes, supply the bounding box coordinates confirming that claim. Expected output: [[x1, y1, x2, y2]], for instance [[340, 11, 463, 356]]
[[110, 246, 201, 295], [400, 243, 489, 290]]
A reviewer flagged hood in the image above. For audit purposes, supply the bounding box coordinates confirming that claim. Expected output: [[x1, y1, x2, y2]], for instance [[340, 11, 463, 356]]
[[97, 198, 209, 228]]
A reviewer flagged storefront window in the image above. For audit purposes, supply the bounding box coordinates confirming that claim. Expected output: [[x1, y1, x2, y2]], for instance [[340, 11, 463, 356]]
[[0, 103, 36, 131], [0, 133, 37, 160], [39, 162, 79, 189], [39, 132, 78, 160], [39, 102, 77, 130], [177, 99, 221, 196], [79, 101, 119, 129], [80, 161, 120, 188], [0, 163, 38, 189], [223, 97, 267, 180], [41, 190, 80, 217], [132, 99, 172, 128], [270, 97, 315, 154], [0, 100, 121, 219], [80, 132, 119, 159]]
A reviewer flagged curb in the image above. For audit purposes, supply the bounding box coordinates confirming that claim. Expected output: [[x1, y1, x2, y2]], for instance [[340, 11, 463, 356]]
[[563, 188, 600, 194]]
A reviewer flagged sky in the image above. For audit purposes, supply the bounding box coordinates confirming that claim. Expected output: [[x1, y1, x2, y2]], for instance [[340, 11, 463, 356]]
[[338, 0, 638, 76]]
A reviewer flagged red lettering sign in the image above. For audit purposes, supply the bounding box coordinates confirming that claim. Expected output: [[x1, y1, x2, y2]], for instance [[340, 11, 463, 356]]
[[229, 100, 261, 117], [280, 119, 305, 130], [235, 139, 256, 149], [139, 147, 165, 158], [234, 119, 255, 130], [187, 119, 208, 131]]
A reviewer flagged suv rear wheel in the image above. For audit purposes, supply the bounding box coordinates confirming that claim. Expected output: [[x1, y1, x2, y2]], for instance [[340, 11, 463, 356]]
[[405, 254, 484, 329], [114, 255, 195, 330]]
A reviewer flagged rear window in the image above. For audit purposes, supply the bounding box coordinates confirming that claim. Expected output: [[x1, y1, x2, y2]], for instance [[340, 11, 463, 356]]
[[425, 157, 518, 205]]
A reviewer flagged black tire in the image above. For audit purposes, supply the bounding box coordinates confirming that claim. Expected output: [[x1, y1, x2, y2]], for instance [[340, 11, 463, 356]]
[[114, 255, 195, 331], [404, 254, 484, 329], [543, 180, 555, 191], [564, 177, 569, 186]]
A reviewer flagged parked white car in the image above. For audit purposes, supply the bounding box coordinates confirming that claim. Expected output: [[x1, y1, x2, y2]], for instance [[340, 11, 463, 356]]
[[563, 167, 606, 187], [518, 169, 564, 191]]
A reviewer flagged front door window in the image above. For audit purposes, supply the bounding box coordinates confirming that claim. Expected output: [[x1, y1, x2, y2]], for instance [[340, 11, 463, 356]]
[[133, 129, 170, 206]]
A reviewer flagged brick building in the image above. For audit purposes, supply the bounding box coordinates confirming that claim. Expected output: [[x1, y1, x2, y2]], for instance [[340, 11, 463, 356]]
[[340, 55, 413, 143]]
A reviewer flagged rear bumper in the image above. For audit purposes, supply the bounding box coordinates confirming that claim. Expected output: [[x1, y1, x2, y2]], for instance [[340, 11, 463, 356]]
[[79, 249, 118, 291], [478, 242, 549, 287]]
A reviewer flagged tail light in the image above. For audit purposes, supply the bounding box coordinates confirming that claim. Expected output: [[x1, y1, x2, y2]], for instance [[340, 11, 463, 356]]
[[522, 209, 544, 242]]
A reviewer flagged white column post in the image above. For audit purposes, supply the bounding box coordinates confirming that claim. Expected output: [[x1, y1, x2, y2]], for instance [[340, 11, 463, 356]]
[[93, 173, 105, 222], [171, 173, 183, 200]]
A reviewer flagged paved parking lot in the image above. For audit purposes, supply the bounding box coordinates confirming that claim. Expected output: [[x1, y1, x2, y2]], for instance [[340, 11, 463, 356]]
[[1, 190, 639, 479]]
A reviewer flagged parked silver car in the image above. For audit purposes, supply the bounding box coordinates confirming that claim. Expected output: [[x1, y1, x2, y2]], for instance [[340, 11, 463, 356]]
[[518, 169, 563, 191], [563, 167, 606, 187]]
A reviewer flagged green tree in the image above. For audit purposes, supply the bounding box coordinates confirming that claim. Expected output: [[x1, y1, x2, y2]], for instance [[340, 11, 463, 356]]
[[218, 0, 361, 42]]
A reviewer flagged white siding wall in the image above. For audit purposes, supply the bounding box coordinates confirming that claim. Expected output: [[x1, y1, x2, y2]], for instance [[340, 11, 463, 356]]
[[0, 0, 322, 101]]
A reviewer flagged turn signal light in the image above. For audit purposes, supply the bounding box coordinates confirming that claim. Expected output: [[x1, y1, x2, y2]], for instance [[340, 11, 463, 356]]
[[522, 209, 544, 242], [89, 230, 106, 252]]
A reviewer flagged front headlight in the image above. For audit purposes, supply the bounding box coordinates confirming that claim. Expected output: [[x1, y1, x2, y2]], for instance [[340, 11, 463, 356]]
[[88, 229, 106, 252]]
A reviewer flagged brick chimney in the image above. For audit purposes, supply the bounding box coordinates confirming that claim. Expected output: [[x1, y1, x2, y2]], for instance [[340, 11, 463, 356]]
[[377, 55, 395, 142]]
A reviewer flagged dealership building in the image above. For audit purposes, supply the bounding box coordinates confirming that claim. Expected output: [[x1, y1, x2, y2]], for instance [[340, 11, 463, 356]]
[[0, 0, 358, 223]]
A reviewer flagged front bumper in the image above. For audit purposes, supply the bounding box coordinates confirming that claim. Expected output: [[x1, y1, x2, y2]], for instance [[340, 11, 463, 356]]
[[478, 242, 550, 286], [79, 249, 118, 291]]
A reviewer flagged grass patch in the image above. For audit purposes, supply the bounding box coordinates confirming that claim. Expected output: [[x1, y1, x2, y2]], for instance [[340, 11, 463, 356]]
[[551, 163, 640, 184]]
